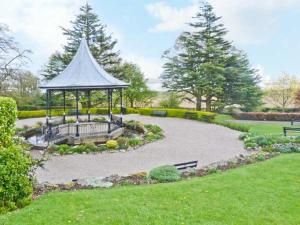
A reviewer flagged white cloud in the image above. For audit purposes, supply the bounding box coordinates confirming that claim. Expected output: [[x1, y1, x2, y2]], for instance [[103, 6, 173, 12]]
[[146, 0, 300, 44], [254, 64, 272, 87], [146, 2, 197, 32], [123, 54, 164, 90], [0, 0, 84, 55]]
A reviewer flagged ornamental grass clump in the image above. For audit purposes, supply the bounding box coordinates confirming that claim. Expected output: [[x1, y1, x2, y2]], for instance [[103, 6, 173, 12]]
[[149, 165, 180, 182]]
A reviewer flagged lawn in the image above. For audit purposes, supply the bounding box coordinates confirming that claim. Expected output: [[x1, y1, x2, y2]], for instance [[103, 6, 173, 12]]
[[1, 154, 300, 225], [215, 114, 300, 135]]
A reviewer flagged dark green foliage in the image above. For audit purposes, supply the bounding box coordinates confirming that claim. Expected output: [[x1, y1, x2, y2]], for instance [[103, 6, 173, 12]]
[[161, 1, 261, 111], [149, 165, 180, 182], [42, 3, 122, 80], [0, 98, 33, 213], [0, 145, 33, 213], [0, 97, 17, 147]]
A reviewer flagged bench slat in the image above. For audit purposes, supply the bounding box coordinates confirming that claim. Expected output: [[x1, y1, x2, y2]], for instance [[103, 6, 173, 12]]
[[174, 160, 198, 170]]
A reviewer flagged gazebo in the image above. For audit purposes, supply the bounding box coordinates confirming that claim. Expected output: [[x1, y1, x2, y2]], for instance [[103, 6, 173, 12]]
[[39, 38, 129, 145]]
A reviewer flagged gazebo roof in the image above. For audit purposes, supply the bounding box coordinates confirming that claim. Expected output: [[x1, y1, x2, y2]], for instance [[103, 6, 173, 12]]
[[39, 38, 129, 90]]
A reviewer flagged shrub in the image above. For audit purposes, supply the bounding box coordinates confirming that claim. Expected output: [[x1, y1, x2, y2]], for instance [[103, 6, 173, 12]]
[[124, 120, 146, 133], [57, 144, 72, 155], [234, 112, 300, 121], [66, 118, 76, 124], [128, 137, 142, 147], [92, 117, 107, 122], [145, 124, 162, 134], [0, 145, 33, 213], [97, 145, 108, 152], [18, 110, 46, 119], [214, 121, 250, 132], [0, 97, 17, 147], [197, 112, 216, 122], [149, 165, 180, 182], [106, 140, 118, 149], [117, 137, 129, 149]]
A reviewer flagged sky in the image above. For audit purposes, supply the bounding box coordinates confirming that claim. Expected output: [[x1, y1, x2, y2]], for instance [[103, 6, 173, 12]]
[[1, 0, 300, 90]]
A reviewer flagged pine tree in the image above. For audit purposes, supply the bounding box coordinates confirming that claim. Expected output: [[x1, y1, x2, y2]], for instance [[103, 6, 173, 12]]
[[162, 1, 261, 111], [42, 3, 122, 80], [41, 52, 66, 80]]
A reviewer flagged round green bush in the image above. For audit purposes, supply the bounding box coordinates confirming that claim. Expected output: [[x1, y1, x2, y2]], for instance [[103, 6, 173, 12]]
[[106, 140, 118, 149], [0, 145, 33, 213], [149, 165, 180, 182]]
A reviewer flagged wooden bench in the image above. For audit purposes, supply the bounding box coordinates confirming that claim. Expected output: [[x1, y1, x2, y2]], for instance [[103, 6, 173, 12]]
[[184, 112, 198, 120], [68, 109, 81, 115], [151, 110, 167, 117], [283, 127, 300, 136], [291, 120, 300, 125], [174, 160, 198, 171]]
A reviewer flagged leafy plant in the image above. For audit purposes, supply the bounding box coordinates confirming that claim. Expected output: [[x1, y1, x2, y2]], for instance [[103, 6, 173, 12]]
[[128, 137, 142, 147], [106, 140, 118, 149], [149, 165, 180, 182]]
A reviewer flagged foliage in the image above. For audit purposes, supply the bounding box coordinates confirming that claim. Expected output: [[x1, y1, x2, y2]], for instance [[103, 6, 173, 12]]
[[214, 120, 250, 132], [116, 137, 129, 149], [264, 74, 299, 111], [149, 165, 180, 182], [159, 92, 181, 108], [0, 97, 17, 147], [144, 124, 163, 134], [161, 2, 261, 111], [121, 62, 157, 107], [124, 120, 146, 133], [42, 3, 122, 80], [0, 145, 33, 213], [106, 140, 118, 149], [128, 137, 142, 147], [235, 112, 300, 121]]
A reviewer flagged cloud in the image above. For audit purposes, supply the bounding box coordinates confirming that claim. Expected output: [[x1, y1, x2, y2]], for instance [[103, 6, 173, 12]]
[[123, 54, 164, 90], [0, 0, 84, 55], [254, 64, 272, 87], [146, 0, 300, 44], [146, 2, 197, 32]]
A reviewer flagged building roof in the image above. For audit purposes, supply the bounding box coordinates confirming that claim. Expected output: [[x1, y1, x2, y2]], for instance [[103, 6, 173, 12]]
[[39, 38, 129, 90]]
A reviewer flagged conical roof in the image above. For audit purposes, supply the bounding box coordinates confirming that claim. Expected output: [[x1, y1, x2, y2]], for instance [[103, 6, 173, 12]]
[[39, 38, 129, 90]]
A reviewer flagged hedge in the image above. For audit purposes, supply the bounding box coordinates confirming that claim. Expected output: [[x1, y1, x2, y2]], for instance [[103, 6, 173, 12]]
[[0, 97, 33, 213], [0, 97, 17, 147], [235, 112, 300, 121], [18, 108, 216, 122]]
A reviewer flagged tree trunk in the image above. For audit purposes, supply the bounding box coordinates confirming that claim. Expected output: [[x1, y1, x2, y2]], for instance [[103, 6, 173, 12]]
[[206, 97, 212, 112], [196, 97, 202, 111]]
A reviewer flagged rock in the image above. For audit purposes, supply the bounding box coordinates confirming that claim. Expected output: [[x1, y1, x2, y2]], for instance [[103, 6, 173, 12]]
[[53, 153, 60, 156], [120, 149, 126, 153], [77, 177, 113, 188]]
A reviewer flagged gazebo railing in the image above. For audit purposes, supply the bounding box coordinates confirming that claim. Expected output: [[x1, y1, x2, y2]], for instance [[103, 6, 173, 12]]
[[44, 115, 123, 142]]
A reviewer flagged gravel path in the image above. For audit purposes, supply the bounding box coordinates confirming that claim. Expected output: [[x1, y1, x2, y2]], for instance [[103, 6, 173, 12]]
[[17, 115, 246, 183]]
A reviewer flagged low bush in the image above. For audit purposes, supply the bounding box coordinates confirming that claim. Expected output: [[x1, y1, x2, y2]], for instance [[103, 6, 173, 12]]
[[106, 140, 118, 149], [0, 143, 33, 213], [128, 137, 142, 147], [116, 137, 129, 149], [234, 112, 300, 121], [214, 121, 250, 132], [124, 120, 146, 134], [149, 165, 180, 182]]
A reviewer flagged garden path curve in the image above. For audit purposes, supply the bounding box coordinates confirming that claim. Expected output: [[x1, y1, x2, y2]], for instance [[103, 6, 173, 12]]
[[17, 115, 246, 183]]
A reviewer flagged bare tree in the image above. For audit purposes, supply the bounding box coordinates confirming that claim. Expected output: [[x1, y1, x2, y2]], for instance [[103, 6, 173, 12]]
[[0, 23, 31, 91]]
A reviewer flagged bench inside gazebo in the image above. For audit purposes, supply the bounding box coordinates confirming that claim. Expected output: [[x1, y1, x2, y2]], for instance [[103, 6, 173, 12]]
[[39, 38, 129, 145]]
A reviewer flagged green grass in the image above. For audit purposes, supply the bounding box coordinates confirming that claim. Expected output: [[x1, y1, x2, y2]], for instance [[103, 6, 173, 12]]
[[1, 154, 300, 225], [214, 114, 300, 135]]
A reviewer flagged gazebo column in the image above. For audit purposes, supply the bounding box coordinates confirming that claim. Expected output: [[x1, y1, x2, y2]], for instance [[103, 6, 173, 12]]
[[87, 90, 91, 122], [47, 90, 52, 136], [107, 89, 111, 134], [63, 90, 66, 124], [75, 89, 80, 137], [119, 88, 123, 124]]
